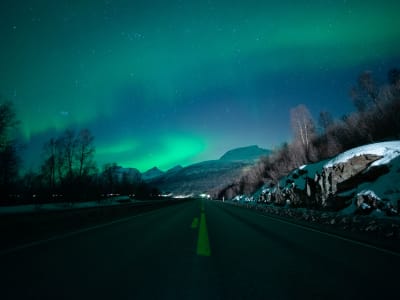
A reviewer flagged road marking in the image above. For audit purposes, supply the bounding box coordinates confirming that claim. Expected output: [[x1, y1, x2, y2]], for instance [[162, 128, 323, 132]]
[[196, 212, 211, 256], [191, 217, 199, 229], [254, 211, 400, 257], [0, 208, 166, 257]]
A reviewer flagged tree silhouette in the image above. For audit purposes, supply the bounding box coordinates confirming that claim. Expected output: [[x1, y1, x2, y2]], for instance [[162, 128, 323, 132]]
[[350, 71, 383, 114], [40, 128, 97, 202], [318, 111, 333, 133], [76, 129, 96, 179], [41, 138, 57, 191], [0, 101, 20, 201]]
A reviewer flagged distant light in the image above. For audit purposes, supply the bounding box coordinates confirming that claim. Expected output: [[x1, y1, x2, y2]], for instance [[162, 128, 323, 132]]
[[161, 193, 173, 197], [199, 193, 211, 199], [173, 194, 193, 199]]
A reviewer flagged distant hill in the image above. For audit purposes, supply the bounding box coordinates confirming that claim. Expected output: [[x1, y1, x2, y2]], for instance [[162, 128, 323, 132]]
[[219, 145, 270, 162], [165, 165, 183, 174], [144, 145, 270, 197], [141, 167, 164, 181], [148, 160, 249, 196], [115, 167, 142, 182]]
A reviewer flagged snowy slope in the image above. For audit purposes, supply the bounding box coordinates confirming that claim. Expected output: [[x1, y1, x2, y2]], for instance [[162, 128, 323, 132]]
[[324, 141, 400, 168], [142, 167, 165, 181], [254, 141, 400, 216], [145, 146, 269, 196], [219, 145, 270, 162], [340, 155, 400, 215]]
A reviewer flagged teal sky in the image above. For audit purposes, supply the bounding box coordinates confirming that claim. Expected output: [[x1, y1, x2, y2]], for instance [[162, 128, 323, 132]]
[[1, 0, 400, 172]]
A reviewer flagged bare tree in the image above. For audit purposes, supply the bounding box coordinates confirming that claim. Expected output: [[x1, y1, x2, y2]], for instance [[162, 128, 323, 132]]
[[55, 137, 67, 183], [290, 104, 317, 163], [0, 101, 20, 200], [102, 163, 119, 194], [0, 101, 19, 150], [76, 129, 95, 179], [58, 129, 77, 179], [264, 143, 296, 182], [39, 128, 97, 202], [237, 158, 266, 195], [0, 144, 19, 194], [388, 68, 400, 88], [350, 71, 382, 114], [41, 138, 57, 190], [383, 68, 400, 102], [318, 111, 333, 134]]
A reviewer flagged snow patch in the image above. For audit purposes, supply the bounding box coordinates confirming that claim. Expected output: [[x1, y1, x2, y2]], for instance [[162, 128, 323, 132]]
[[0, 197, 137, 215], [360, 202, 371, 210], [357, 190, 381, 201], [324, 141, 400, 168]]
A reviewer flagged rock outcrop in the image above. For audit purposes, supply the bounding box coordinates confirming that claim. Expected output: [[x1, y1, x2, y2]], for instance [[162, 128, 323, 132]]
[[315, 154, 383, 208], [255, 142, 400, 216]]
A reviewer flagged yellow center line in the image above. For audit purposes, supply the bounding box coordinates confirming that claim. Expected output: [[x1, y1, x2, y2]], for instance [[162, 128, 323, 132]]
[[196, 212, 211, 256]]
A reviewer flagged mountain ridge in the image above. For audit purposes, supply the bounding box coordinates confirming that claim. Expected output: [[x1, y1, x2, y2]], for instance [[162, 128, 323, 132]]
[[141, 167, 164, 181], [219, 145, 270, 161], [142, 145, 271, 196]]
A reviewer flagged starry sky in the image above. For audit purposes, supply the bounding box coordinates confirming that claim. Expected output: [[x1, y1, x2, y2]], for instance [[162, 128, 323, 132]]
[[1, 0, 400, 172]]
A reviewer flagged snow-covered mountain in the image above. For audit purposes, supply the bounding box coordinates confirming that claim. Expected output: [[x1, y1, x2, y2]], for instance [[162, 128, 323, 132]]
[[219, 145, 270, 162], [165, 165, 183, 175], [148, 160, 250, 196], [145, 145, 270, 196], [141, 167, 164, 181]]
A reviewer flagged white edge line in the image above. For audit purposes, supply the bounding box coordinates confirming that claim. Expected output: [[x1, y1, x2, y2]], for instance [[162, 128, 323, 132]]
[[0, 209, 162, 257], [254, 211, 400, 257]]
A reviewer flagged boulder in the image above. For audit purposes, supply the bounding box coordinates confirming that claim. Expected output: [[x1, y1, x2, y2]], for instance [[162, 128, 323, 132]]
[[316, 154, 382, 207]]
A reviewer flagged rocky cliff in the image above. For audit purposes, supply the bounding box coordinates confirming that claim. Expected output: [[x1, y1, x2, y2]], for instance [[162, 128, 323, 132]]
[[255, 141, 400, 216]]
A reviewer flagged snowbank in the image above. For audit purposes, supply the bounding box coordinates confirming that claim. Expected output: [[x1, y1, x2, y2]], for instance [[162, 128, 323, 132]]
[[324, 141, 400, 168], [0, 197, 134, 215]]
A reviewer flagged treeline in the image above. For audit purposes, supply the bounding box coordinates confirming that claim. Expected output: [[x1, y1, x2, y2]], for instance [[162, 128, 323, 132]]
[[0, 102, 159, 205], [218, 68, 400, 199]]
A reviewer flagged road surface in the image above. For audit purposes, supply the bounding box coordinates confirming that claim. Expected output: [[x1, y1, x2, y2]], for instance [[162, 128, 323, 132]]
[[1, 199, 399, 299]]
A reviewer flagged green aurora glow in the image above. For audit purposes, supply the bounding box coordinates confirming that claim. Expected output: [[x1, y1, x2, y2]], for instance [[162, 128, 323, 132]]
[[1, 0, 400, 171]]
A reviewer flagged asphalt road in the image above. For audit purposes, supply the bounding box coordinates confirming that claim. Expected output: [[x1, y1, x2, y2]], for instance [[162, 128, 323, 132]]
[[1, 199, 399, 299]]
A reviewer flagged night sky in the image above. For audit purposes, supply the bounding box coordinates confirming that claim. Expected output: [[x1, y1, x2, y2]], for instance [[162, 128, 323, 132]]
[[1, 0, 400, 172]]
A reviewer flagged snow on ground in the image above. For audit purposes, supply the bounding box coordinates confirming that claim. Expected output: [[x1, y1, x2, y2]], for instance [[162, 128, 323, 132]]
[[324, 141, 400, 168], [0, 196, 135, 215], [279, 159, 328, 190], [332, 142, 400, 215], [254, 141, 400, 217], [357, 155, 400, 206], [329, 147, 400, 216], [357, 190, 381, 200]]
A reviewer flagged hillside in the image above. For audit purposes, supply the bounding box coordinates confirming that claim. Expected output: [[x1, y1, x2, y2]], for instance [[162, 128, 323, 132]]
[[145, 145, 270, 197], [252, 141, 400, 217], [141, 167, 164, 181], [219, 145, 270, 161]]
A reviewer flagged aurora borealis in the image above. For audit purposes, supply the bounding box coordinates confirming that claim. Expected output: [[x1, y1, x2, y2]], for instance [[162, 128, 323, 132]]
[[1, 0, 400, 172]]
